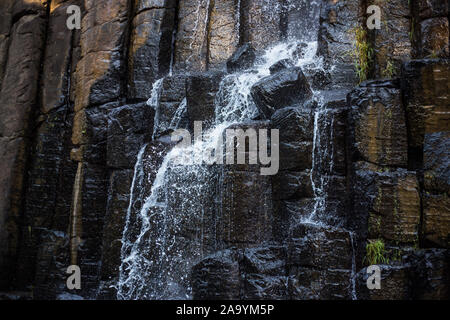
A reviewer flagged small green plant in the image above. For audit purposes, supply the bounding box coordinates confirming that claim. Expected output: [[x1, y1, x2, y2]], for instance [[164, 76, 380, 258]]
[[430, 50, 439, 59], [349, 26, 374, 83], [382, 59, 395, 78], [364, 239, 388, 265]]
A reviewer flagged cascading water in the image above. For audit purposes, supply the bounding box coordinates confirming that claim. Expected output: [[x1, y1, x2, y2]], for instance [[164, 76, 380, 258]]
[[117, 40, 327, 300], [147, 79, 164, 140], [303, 99, 336, 225], [117, 0, 356, 300], [169, 98, 187, 131]]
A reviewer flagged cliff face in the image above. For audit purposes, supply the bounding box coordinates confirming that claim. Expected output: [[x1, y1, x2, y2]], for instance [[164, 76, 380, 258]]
[[0, 0, 448, 300]]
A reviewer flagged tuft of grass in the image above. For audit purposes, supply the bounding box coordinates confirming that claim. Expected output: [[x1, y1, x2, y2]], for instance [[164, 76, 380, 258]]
[[430, 50, 439, 59], [349, 26, 374, 83], [382, 59, 395, 78], [364, 239, 388, 265]]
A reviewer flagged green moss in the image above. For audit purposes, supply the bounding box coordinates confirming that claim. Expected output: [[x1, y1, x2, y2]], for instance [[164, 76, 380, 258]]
[[349, 26, 374, 83], [364, 239, 389, 265], [382, 59, 396, 78]]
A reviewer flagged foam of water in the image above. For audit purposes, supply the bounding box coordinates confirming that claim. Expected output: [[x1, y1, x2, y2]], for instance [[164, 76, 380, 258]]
[[216, 41, 319, 123]]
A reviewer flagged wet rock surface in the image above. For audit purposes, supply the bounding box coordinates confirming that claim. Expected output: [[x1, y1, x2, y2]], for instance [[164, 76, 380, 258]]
[[0, 0, 448, 301], [371, 0, 412, 78], [317, 0, 361, 90], [128, 2, 176, 100], [107, 102, 154, 168], [251, 67, 313, 119], [186, 71, 225, 130], [226, 44, 256, 73], [347, 80, 408, 167]]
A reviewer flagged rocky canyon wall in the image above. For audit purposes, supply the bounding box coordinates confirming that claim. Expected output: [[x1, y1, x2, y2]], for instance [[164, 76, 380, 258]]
[[0, 0, 448, 300]]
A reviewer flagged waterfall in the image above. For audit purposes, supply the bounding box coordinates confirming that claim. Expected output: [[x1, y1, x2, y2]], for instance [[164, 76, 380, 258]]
[[304, 104, 335, 225], [116, 0, 358, 300], [117, 39, 324, 300]]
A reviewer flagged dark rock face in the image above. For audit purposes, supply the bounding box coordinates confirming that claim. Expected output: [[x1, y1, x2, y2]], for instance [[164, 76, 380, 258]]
[[423, 193, 450, 248], [240, 0, 282, 50], [406, 249, 450, 299], [0, 0, 449, 302], [0, 4, 47, 290], [423, 132, 450, 248], [271, 107, 313, 171], [226, 44, 256, 73], [208, 0, 240, 69], [401, 59, 449, 249], [33, 230, 70, 299], [128, 3, 176, 100], [371, 0, 412, 78], [401, 59, 449, 151], [74, 0, 128, 112], [317, 0, 360, 90], [242, 246, 288, 300], [107, 103, 154, 168], [424, 132, 450, 194], [152, 74, 188, 138], [418, 18, 449, 58], [72, 102, 120, 164], [97, 169, 133, 299], [251, 67, 312, 119], [269, 59, 294, 74], [356, 248, 450, 300], [41, 1, 76, 114], [284, 0, 321, 42], [219, 170, 273, 246], [17, 108, 76, 291], [413, 0, 448, 21], [288, 224, 354, 300], [350, 162, 421, 245], [192, 250, 241, 300], [411, 0, 449, 59], [347, 80, 408, 167], [186, 71, 225, 130], [289, 224, 352, 270]]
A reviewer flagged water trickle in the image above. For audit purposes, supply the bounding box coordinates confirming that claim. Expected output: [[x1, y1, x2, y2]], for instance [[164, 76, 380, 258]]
[[186, 0, 211, 68], [147, 79, 164, 140], [169, 97, 187, 131], [349, 231, 358, 300], [169, 29, 177, 76], [235, 0, 241, 44]]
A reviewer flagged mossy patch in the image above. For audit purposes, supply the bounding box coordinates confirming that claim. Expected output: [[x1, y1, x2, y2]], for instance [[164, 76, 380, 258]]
[[349, 26, 374, 83]]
